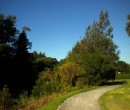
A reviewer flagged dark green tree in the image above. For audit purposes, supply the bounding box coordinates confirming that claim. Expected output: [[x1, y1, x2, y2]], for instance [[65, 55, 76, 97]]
[[126, 14, 130, 36], [0, 13, 17, 44], [116, 61, 129, 73], [32, 51, 58, 73], [0, 13, 17, 57], [15, 30, 32, 58], [32, 51, 46, 60], [0, 13, 36, 97], [67, 11, 119, 86]]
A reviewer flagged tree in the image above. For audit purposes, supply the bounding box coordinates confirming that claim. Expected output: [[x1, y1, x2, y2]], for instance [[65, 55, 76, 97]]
[[0, 13, 35, 97], [116, 61, 129, 73], [0, 13, 17, 44], [15, 30, 32, 58], [0, 13, 18, 57], [67, 11, 119, 86], [126, 14, 130, 36], [32, 51, 58, 73]]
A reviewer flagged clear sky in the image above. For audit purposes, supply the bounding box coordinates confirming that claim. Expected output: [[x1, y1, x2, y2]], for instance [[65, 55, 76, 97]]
[[0, 0, 130, 63]]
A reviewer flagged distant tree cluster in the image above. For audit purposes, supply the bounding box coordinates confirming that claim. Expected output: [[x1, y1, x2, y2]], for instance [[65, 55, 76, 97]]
[[32, 51, 58, 73], [116, 61, 130, 73], [0, 13, 58, 97]]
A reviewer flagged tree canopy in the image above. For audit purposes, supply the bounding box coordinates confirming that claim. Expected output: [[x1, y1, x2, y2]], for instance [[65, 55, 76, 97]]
[[15, 30, 32, 59], [67, 11, 119, 85], [116, 61, 130, 73], [0, 13, 17, 58]]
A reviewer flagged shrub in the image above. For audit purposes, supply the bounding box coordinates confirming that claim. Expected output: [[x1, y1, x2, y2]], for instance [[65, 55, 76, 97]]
[[16, 91, 29, 109], [57, 62, 85, 87], [32, 69, 61, 97], [0, 85, 16, 110], [116, 73, 130, 79]]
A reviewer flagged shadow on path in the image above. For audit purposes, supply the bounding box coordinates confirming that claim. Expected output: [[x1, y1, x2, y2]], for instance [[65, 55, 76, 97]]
[[100, 80, 127, 86]]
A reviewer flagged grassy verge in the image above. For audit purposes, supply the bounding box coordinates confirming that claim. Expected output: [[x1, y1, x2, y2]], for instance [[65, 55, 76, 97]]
[[99, 79, 130, 110], [37, 86, 98, 110], [116, 73, 130, 79]]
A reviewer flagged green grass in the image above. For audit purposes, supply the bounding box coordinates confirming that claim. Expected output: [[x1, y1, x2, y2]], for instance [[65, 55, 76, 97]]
[[99, 79, 130, 110], [37, 86, 98, 110]]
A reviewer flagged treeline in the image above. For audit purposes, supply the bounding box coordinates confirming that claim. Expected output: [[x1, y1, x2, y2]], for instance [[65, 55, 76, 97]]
[[0, 11, 130, 109], [0, 13, 58, 97]]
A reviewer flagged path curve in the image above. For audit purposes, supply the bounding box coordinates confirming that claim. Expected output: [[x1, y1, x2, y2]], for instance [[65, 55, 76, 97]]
[[57, 85, 121, 110]]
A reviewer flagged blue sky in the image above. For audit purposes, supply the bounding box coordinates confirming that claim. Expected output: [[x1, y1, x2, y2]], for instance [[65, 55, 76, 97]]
[[0, 0, 130, 63]]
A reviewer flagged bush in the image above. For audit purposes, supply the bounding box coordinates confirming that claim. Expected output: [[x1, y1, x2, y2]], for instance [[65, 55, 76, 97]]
[[0, 85, 16, 110], [116, 73, 130, 79], [32, 69, 61, 97], [16, 91, 29, 109], [57, 62, 85, 87], [76, 77, 88, 88]]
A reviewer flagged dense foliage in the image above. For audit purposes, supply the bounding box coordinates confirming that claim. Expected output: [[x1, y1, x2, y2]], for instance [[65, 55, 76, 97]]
[[67, 11, 119, 86], [0, 13, 34, 96], [32, 68, 60, 97], [57, 62, 85, 87], [0, 86, 16, 110], [116, 73, 130, 79], [33, 51, 58, 73], [116, 61, 130, 73]]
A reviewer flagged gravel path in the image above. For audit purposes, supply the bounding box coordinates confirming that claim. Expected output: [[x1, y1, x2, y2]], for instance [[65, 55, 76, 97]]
[[57, 85, 121, 110]]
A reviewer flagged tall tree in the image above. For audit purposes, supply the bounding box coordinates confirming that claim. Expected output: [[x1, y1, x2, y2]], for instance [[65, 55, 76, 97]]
[[0, 13, 17, 57], [0, 13, 35, 96], [126, 14, 130, 36], [0, 13, 17, 44], [15, 30, 32, 58], [67, 11, 119, 86]]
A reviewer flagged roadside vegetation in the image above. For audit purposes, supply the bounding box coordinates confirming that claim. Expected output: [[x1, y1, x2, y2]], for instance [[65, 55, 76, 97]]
[[116, 73, 130, 79]]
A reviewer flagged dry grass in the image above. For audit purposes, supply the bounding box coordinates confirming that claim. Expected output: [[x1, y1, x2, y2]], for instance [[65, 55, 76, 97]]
[[22, 94, 60, 110]]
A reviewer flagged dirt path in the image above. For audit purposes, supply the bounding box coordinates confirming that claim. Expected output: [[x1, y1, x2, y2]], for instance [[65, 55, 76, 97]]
[[57, 85, 121, 110]]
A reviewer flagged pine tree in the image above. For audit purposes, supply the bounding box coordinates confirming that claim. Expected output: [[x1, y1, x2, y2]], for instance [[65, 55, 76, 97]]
[[15, 30, 32, 59], [67, 11, 119, 86]]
